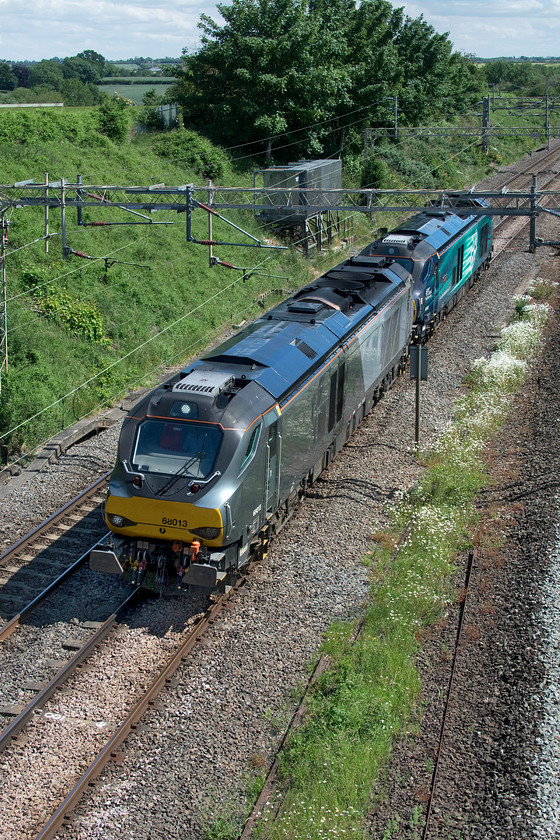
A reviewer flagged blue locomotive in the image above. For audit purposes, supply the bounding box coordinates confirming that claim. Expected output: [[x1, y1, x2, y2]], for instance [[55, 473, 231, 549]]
[[361, 198, 492, 338], [91, 201, 492, 590]]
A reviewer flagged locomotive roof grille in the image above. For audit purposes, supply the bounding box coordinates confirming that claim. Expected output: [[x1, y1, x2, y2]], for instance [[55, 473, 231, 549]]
[[290, 337, 317, 359], [173, 370, 234, 397], [382, 234, 415, 247]]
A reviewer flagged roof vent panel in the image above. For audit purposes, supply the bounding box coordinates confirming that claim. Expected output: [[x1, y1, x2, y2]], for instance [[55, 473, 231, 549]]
[[290, 338, 317, 359], [287, 300, 323, 314]]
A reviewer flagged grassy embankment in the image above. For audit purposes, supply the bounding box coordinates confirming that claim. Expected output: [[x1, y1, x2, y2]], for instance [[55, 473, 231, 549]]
[[0, 108, 310, 460], [220, 284, 555, 840], [0, 99, 553, 465]]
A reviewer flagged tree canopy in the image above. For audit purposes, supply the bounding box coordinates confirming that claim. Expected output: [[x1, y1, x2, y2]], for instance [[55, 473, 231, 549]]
[[0, 61, 17, 91], [170, 0, 485, 160]]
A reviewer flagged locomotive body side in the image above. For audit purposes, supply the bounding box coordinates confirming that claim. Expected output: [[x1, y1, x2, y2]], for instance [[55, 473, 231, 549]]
[[93, 203, 493, 592]]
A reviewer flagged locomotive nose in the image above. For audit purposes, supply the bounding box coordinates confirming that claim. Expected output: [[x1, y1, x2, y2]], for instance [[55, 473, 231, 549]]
[[105, 494, 224, 547]]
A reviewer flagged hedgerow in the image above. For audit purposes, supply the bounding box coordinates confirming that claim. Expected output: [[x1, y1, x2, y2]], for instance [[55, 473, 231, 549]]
[[0, 109, 100, 145]]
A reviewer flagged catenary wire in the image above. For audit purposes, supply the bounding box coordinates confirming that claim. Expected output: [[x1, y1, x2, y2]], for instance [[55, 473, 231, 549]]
[[0, 270, 251, 443]]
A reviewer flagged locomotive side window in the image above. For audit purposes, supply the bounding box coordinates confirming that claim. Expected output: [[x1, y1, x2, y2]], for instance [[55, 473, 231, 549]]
[[328, 371, 337, 432], [327, 365, 346, 432], [240, 424, 261, 473], [455, 245, 464, 285], [478, 223, 490, 258], [336, 364, 345, 423], [131, 419, 222, 478]]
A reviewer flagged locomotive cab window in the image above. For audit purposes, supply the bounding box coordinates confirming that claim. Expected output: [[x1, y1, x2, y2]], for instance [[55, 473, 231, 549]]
[[478, 223, 491, 258], [131, 419, 222, 478], [391, 257, 413, 275], [239, 424, 261, 474]]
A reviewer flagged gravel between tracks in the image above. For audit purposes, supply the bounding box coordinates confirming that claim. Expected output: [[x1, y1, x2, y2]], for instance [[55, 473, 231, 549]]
[[0, 147, 559, 839]]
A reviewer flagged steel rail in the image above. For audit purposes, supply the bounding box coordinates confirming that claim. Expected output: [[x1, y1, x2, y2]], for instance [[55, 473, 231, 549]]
[[0, 472, 109, 568], [31, 581, 239, 840], [491, 167, 560, 258], [421, 549, 477, 840], [0, 586, 143, 752], [9, 144, 560, 840], [0, 534, 110, 644], [489, 145, 560, 229], [239, 652, 331, 839], [239, 523, 413, 839]]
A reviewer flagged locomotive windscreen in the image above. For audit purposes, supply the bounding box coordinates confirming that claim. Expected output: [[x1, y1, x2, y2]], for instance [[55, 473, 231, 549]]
[[131, 419, 222, 478], [389, 257, 414, 274]]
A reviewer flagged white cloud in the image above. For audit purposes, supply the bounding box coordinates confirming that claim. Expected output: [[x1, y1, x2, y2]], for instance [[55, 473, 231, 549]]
[[398, 0, 559, 55], [0, 0, 206, 60], [0, 0, 556, 61]]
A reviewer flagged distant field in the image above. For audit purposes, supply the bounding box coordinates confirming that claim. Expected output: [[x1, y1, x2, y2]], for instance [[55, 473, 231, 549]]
[[97, 83, 174, 104], [101, 77, 175, 84]]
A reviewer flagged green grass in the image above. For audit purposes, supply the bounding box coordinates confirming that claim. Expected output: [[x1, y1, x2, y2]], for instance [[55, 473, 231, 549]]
[[101, 77, 175, 83], [249, 285, 556, 839], [0, 114, 312, 459]]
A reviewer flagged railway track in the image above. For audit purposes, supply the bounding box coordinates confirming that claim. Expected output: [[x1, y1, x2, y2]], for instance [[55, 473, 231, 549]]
[[0, 486, 260, 840], [419, 549, 478, 840], [0, 575, 236, 840], [0, 474, 109, 623], [0, 587, 143, 752], [490, 141, 560, 254]]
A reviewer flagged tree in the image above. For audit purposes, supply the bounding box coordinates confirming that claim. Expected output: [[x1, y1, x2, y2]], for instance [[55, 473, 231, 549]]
[[12, 63, 32, 88], [345, 1, 402, 128], [172, 0, 483, 160], [77, 49, 106, 76], [172, 0, 355, 158], [28, 60, 64, 91], [0, 61, 17, 91], [62, 56, 101, 84], [142, 88, 162, 106], [61, 78, 101, 106]]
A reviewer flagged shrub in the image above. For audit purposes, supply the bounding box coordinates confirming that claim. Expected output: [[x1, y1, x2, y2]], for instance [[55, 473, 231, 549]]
[[153, 129, 229, 180], [97, 93, 133, 142], [138, 106, 165, 132], [26, 278, 110, 345], [361, 156, 391, 189]]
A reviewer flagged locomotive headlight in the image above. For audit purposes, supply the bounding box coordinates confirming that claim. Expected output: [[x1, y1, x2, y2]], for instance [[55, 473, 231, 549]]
[[107, 513, 136, 528], [190, 526, 220, 539]]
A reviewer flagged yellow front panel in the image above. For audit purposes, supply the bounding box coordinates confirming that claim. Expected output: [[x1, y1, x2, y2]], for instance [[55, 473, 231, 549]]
[[105, 493, 223, 547]]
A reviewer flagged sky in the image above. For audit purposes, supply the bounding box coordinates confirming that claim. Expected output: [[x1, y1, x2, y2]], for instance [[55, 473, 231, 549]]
[[0, 0, 557, 63]]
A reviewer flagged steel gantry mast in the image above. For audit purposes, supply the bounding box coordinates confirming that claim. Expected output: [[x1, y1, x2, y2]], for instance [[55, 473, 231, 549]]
[[0, 179, 555, 219]]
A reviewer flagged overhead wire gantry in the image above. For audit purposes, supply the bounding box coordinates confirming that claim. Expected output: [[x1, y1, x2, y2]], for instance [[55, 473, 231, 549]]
[[0, 176, 558, 392]]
